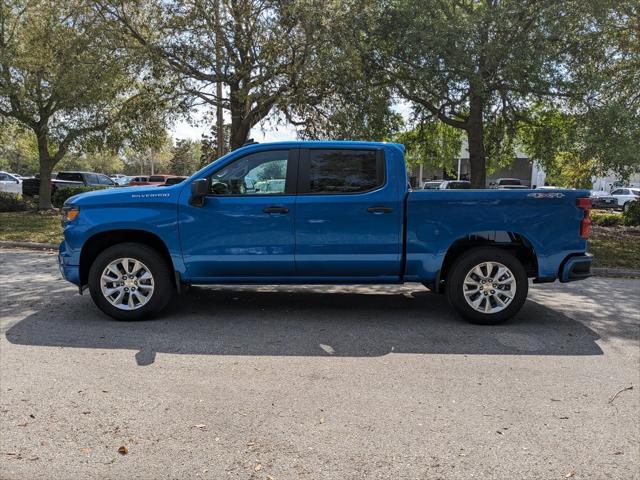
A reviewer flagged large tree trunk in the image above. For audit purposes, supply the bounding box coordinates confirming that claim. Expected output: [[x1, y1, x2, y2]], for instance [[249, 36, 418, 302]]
[[35, 129, 55, 210], [37, 157, 55, 210], [467, 93, 487, 189]]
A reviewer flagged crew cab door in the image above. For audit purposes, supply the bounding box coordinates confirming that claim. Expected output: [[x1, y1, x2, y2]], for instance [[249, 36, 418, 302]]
[[179, 148, 298, 280], [294, 148, 403, 278]]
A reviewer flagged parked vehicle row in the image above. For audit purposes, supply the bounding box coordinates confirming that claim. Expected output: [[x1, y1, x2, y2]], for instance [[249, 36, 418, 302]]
[[18, 171, 188, 198]]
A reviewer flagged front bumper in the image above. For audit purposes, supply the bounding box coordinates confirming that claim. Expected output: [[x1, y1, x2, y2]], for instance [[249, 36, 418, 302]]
[[58, 242, 80, 286], [559, 253, 593, 283]]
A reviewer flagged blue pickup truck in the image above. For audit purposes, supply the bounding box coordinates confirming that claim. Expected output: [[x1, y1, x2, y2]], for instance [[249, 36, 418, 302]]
[[59, 141, 593, 324]]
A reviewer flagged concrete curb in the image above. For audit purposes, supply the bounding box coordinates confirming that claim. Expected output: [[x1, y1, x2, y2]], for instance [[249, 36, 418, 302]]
[[0, 240, 58, 250], [1, 241, 639, 278], [591, 267, 640, 278]]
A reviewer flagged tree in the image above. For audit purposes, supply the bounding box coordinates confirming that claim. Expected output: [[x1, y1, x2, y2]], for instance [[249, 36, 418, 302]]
[[0, 119, 38, 174], [169, 139, 201, 176], [0, 0, 172, 208], [370, 0, 601, 187], [122, 129, 173, 175], [395, 121, 463, 178], [101, 0, 321, 150], [520, 2, 640, 185]]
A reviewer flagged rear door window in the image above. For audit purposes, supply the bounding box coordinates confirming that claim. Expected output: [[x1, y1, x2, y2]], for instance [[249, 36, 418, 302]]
[[300, 149, 384, 194], [85, 174, 99, 185], [98, 175, 114, 185], [57, 172, 84, 182]]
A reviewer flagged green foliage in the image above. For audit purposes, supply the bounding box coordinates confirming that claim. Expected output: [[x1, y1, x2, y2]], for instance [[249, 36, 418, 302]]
[[395, 121, 463, 175], [623, 201, 640, 226], [102, 0, 319, 149], [0, 0, 175, 208], [169, 139, 201, 176], [52, 186, 106, 208], [0, 192, 28, 212], [0, 120, 38, 174], [591, 211, 622, 227]]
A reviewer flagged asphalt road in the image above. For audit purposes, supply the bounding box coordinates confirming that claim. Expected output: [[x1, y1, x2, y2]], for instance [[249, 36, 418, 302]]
[[1, 249, 639, 480]]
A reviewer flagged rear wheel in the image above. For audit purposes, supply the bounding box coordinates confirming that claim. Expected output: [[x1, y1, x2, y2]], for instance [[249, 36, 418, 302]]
[[88, 243, 174, 321], [446, 247, 528, 324]]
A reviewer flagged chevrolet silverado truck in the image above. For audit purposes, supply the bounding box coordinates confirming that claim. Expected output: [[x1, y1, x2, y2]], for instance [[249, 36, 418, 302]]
[[58, 141, 593, 324]]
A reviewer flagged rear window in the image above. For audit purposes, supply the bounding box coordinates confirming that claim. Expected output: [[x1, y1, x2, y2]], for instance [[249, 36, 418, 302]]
[[57, 172, 83, 182], [498, 179, 522, 186], [149, 175, 166, 182], [306, 149, 383, 194], [449, 182, 470, 189]]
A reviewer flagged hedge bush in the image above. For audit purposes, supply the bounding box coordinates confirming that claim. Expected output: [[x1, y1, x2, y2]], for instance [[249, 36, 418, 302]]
[[623, 201, 640, 226], [591, 210, 622, 227], [52, 186, 105, 208], [0, 192, 28, 212]]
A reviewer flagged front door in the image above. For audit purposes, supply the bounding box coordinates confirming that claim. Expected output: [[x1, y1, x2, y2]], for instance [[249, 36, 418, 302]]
[[294, 148, 403, 278], [179, 148, 298, 280]]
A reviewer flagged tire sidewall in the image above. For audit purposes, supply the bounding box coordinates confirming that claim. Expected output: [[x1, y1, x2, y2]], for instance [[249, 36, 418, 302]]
[[88, 243, 173, 321], [446, 247, 528, 324]]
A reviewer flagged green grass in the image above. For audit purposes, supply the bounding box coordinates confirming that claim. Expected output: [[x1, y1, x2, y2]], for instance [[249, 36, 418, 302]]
[[589, 227, 640, 270], [0, 211, 63, 244], [1, 211, 639, 270]]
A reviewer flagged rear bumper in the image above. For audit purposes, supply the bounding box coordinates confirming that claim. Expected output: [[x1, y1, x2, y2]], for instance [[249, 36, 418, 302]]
[[559, 253, 593, 283]]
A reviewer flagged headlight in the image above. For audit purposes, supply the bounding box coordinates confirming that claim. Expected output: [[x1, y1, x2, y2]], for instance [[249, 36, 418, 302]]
[[61, 205, 80, 226]]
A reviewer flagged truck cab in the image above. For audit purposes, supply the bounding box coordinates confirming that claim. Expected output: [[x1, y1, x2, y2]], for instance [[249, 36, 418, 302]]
[[59, 141, 592, 324]]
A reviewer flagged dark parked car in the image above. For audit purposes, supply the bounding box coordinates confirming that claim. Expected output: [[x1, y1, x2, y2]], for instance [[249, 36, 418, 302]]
[[589, 190, 618, 210], [22, 171, 117, 197]]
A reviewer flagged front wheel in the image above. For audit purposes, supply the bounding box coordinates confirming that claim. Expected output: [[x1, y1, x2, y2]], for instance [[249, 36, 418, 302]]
[[88, 243, 174, 321], [446, 247, 528, 324]]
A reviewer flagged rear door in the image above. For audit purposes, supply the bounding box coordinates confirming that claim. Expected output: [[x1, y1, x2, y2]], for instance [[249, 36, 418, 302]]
[[294, 148, 403, 278]]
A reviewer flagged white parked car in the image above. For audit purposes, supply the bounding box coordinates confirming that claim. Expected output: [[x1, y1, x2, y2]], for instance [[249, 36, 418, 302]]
[[0, 171, 22, 194], [610, 187, 639, 212]]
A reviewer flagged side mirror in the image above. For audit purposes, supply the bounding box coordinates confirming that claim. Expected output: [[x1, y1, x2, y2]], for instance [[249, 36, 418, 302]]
[[189, 178, 208, 207]]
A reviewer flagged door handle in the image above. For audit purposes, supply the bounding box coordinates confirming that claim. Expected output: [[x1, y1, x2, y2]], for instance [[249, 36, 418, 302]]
[[367, 206, 393, 214], [263, 206, 289, 214]]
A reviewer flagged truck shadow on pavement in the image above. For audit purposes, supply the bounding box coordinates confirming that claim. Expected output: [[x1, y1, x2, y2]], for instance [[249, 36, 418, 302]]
[[5, 284, 604, 365]]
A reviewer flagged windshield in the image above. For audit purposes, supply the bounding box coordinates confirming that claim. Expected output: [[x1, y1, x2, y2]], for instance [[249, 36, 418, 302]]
[[149, 176, 166, 182]]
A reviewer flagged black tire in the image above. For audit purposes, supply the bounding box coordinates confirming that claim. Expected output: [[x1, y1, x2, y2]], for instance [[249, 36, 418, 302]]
[[623, 202, 630, 213], [88, 242, 174, 321], [446, 247, 528, 325]]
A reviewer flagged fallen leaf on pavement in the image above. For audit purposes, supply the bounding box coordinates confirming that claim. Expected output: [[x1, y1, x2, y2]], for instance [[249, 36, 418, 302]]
[[565, 470, 576, 478], [117, 446, 128, 455], [193, 424, 206, 429], [80, 448, 91, 455], [255, 463, 262, 471]]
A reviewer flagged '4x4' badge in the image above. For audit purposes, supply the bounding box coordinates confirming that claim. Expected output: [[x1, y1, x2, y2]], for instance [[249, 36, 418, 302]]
[[527, 192, 565, 199]]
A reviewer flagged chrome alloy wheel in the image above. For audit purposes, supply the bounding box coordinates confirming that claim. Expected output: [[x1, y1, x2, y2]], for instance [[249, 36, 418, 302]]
[[100, 258, 155, 311], [462, 261, 516, 314]]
